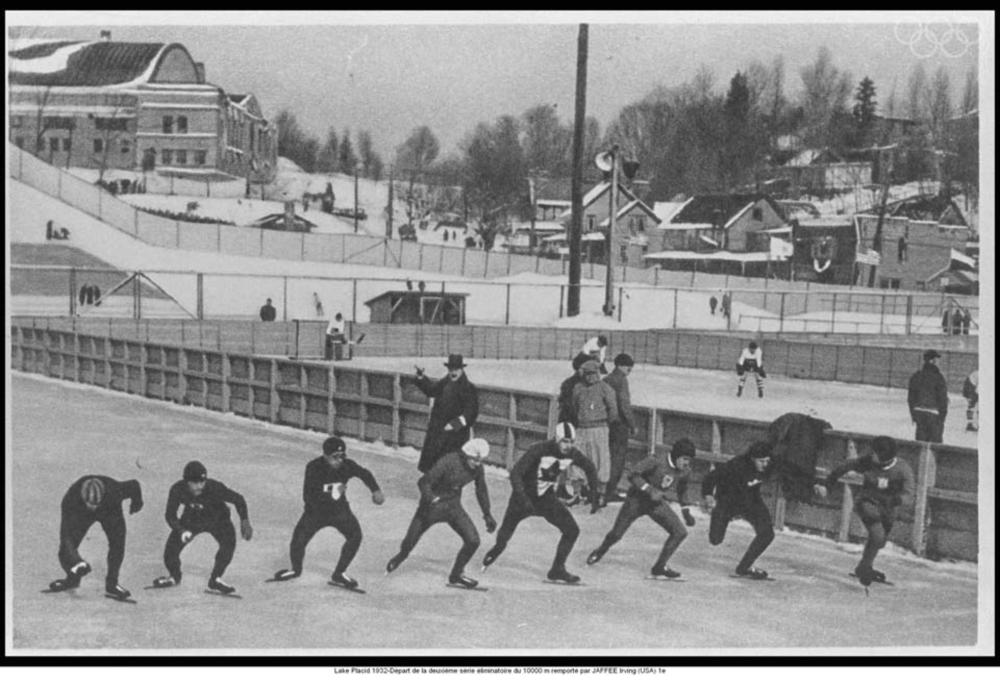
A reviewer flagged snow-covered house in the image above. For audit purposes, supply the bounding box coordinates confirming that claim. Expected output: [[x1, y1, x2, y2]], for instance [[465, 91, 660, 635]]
[[8, 32, 277, 186], [555, 181, 661, 265]]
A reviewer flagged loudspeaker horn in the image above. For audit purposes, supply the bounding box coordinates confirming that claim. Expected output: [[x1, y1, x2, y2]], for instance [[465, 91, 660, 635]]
[[594, 151, 614, 172]]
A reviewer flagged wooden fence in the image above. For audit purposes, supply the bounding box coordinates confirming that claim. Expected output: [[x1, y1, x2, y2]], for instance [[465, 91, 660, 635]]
[[11, 323, 977, 562]]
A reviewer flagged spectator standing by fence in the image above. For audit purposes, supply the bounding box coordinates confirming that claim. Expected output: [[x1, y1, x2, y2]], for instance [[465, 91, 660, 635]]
[[313, 292, 325, 319], [574, 335, 609, 374], [721, 291, 732, 321], [963, 370, 978, 432], [325, 313, 347, 360], [709, 295, 718, 316], [259, 298, 276, 322], [570, 360, 618, 506], [907, 350, 948, 443], [602, 353, 636, 503], [736, 341, 766, 398]]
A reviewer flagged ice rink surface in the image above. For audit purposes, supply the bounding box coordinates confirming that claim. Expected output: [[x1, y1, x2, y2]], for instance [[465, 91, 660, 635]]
[[9, 373, 983, 654], [338, 357, 979, 449]]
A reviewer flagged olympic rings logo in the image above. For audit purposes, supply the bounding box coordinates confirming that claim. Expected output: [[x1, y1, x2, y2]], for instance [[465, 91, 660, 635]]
[[894, 23, 978, 59]]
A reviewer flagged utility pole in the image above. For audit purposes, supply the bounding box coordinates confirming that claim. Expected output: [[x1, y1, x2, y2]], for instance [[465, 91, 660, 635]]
[[866, 145, 895, 288], [528, 176, 536, 255], [354, 164, 360, 234], [604, 145, 619, 316], [567, 23, 588, 318], [387, 164, 394, 238]]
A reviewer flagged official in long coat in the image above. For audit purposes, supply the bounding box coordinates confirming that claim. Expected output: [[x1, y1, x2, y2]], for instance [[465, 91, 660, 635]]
[[414, 354, 480, 473]]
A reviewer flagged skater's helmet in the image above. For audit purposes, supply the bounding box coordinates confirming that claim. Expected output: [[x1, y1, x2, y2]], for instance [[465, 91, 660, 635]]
[[871, 436, 897, 464], [748, 341, 758, 351], [672, 438, 696, 461], [323, 436, 347, 456], [554, 422, 576, 442], [80, 477, 106, 509], [462, 438, 490, 461], [183, 460, 208, 482]]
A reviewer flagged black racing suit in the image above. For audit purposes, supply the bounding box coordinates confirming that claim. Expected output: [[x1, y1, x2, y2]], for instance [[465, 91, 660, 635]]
[[594, 453, 692, 571], [825, 455, 915, 575], [394, 451, 491, 579], [487, 440, 599, 573], [701, 454, 775, 573], [58, 475, 142, 590], [287, 457, 381, 576], [162, 478, 250, 582]]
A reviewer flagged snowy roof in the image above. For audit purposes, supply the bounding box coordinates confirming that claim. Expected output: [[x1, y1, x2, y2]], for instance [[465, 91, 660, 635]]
[[644, 250, 778, 263], [9, 40, 175, 87], [669, 194, 785, 227], [653, 201, 687, 223], [542, 232, 605, 243], [596, 199, 661, 228]]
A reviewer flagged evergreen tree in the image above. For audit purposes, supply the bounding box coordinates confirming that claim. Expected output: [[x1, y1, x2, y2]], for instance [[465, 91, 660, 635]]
[[338, 129, 358, 174], [316, 128, 339, 173], [852, 76, 878, 147]]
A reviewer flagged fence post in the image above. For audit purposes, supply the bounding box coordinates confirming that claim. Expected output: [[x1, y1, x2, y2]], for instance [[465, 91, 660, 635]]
[[461, 247, 467, 277], [176, 221, 181, 248], [506, 251, 512, 276], [217, 223, 221, 252], [911, 443, 936, 557], [352, 280, 358, 323], [648, 408, 659, 456], [506, 394, 517, 468], [392, 373, 402, 446], [559, 285, 565, 318], [134, 207, 139, 235], [69, 268, 77, 318], [837, 476, 855, 543], [418, 244, 424, 271], [779, 293, 786, 334], [905, 294, 913, 335], [251, 322, 256, 355], [672, 289, 678, 329], [260, 225, 264, 256], [196, 273, 204, 320], [617, 287, 623, 323], [269, 359, 280, 424], [484, 250, 490, 278], [879, 293, 887, 334], [505, 283, 511, 325], [221, 352, 232, 411], [711, 419, 722, 458], [302, 233, 306, 261], [177, 346, 189, 404], [283, 277, 289, 322], [831, 292, 837, 334]]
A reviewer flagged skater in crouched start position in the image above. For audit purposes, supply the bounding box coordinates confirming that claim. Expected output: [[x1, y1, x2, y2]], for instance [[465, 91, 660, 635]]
[[386, 438, 496, 590], [701, 441, 776, 580], [481, 423, 600, 584], [587, 438, 697, 580], [736, 341, 766, 398], [816, 436, 914, 587], [271, 436, 385, 590], [152, 461, 253, 595], [47, 475, 143, 600]]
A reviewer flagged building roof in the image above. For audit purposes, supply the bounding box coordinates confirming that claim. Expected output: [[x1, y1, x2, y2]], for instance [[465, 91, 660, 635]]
[[9, 40, 175, 87], [669, 194, 785, 227], [644, 249, 779, 263], [653, 201, 687, 223], [858, 194, 968, 226], [364, 291, 469, 306]]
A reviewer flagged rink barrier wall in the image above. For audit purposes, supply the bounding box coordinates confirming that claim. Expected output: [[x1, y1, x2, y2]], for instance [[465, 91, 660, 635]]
[[11, 323, 978, 563], [11, 317, 978, 391], [11, 147, 980, 323]]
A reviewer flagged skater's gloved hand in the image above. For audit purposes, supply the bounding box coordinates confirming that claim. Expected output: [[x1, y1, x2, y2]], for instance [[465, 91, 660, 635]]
[[372, 489, 386, 505], [240, 519, 253, 541], [129, 497, 144, 515], [682, 507, 696, 527], [701, 495, 716, 513], [484, 513, 497, 533], [414, 366, 425, 378], [813, 484, 828, 498], [180, 530, 193, 544]]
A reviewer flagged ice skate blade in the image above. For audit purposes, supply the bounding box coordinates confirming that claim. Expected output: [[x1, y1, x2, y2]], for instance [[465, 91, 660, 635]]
[[849, 572, 893, 586], [445, 583, 488, 592], [204, 589, 242, 599], [105, 593, 138, 604], [729, 573, 776, 582], [328, 581, 367, 594], [543, 579, 585, 587], [645, 575, 687, 582]]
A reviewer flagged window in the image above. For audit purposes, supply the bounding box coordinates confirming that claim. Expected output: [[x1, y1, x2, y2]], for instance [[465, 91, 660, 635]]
[[752, 207, 764, 221], [637, 217, 645, 232], [897, 237, 908, 263], [62, 138, 71, 152], [195, 150, 207, 166], [177, 116, 188, 134], [121, 139, 130, 155], [95, 117, 127, 131], [93, 138, 103, 154], [162, 116, 173, 134], [176, 149, 187, 165], [161, 149, 173, 165], [43, 116, 75, 130], [620, 244, 628, 264], [49, 138, 59, 153], [879, 278, 901, 290], [587, 215, 595, 231]]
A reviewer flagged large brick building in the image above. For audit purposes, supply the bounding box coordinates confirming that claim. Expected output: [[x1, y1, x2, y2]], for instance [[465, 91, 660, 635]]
[[8, 33, 276, 186]]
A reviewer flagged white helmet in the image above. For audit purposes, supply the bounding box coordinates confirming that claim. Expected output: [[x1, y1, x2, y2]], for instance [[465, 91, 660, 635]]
[[461, 438, 490, 460], [554, 422, 576, 441]]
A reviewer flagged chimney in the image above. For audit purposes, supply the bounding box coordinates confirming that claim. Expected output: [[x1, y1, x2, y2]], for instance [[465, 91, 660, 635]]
[[194, 62, 205, 83], [100, 30, 111, 42]]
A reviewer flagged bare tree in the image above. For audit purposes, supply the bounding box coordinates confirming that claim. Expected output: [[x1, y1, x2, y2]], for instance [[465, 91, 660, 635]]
[[961, 66, 978, 114], [907, 62, 929, 120], [798, 46, 852, 148]]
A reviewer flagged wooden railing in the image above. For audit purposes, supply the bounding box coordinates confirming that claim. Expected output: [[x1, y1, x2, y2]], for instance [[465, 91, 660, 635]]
[[11, 323, 978, 562]]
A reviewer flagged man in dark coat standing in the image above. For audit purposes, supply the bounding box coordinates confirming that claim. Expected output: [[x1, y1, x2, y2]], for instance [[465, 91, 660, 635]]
[[907, 350, 949, 443], [414, 354, 479, 473], [602, 353, 636, 503]]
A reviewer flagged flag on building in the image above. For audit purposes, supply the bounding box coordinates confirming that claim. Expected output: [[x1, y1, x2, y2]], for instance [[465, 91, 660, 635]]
[[950, 248, 977, 272]]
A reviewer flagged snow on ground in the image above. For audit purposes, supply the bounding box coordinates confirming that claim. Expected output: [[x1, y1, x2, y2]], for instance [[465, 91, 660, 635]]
[[10, 373, 982, 652], [337, 357, 980, 449]]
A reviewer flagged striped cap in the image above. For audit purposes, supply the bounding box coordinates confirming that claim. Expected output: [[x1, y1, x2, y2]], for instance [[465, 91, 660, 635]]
[[554, 422, 576, 441], [80, 477, 106, 508]]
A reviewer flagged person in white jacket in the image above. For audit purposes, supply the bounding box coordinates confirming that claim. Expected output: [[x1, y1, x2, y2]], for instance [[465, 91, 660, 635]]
[[736, 341, 766, 398]]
